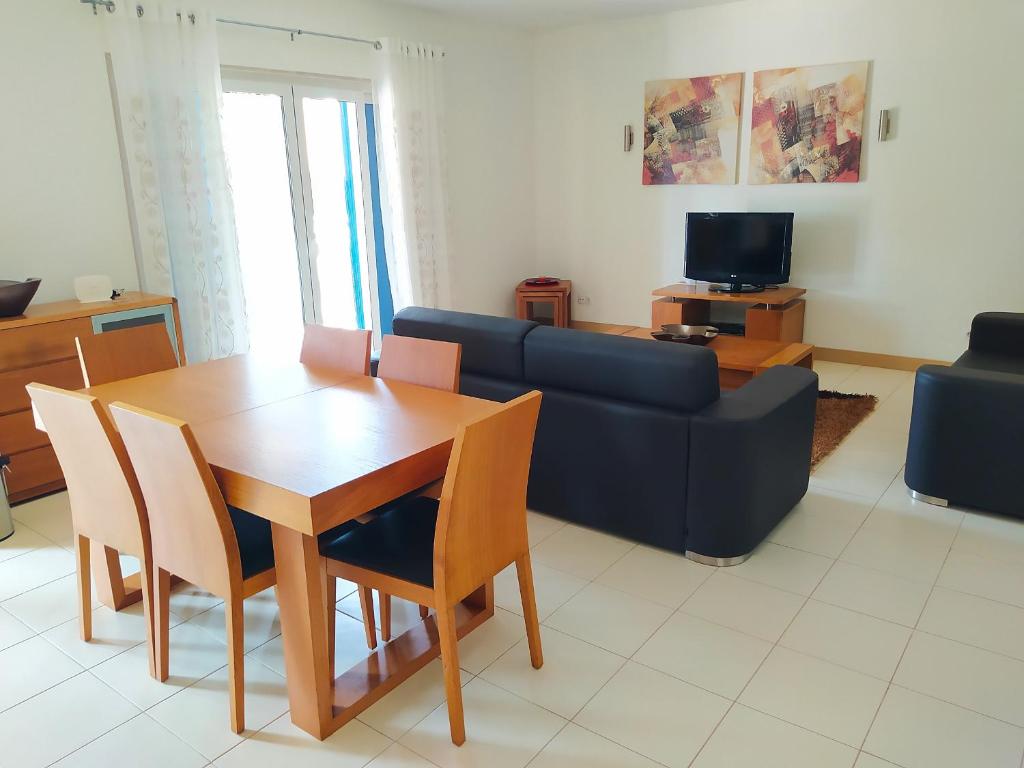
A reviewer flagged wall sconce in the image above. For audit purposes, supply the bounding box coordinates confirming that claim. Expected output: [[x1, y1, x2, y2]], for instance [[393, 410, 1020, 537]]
[[624, 125, 634, 152]]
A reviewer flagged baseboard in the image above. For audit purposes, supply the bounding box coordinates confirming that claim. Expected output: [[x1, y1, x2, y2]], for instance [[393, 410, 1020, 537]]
[[814, 347, 951, 372]]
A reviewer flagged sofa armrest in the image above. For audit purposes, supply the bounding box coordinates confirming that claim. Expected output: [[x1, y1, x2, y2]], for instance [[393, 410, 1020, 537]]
[[906, 364, 1024, 515], [686, 366, 818, 561], [970, 313, 1024, 357]]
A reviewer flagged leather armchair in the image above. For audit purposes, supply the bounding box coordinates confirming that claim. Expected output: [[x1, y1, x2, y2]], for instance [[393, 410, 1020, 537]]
[[905, 313, 1024, 517]]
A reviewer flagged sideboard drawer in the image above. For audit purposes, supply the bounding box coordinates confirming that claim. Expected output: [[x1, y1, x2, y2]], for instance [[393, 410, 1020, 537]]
[[0, 357, 85, 415], [0, 317, 94, 371], [0, 410, 49, 455], [4, 444, 62, 500]]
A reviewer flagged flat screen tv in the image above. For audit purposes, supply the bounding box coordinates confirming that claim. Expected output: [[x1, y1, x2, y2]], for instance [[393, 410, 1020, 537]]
[[684, 212, 793, 293]]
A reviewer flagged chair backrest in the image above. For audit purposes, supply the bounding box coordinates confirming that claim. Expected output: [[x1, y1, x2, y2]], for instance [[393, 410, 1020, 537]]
[[109, 402, 241, 597], [76, 324, 179, 388], [25, 384, 148, 557], [377, 334, 462, 393], [299, 325, 371, 375], [434, 390, 542, 600]]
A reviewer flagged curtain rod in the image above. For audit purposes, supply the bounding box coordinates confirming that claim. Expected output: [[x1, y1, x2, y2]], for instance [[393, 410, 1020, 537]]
[[79, 0, 382, 49]]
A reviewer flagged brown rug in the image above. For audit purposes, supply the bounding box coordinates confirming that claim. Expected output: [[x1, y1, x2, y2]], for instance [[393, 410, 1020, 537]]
[[812, 391, 879, 467]]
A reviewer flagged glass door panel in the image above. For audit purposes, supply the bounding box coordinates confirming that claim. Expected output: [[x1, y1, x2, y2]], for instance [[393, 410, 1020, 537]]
[[221, 89, 306, 356], [220, 72, 390, 348], [298, 95, 373, 331]]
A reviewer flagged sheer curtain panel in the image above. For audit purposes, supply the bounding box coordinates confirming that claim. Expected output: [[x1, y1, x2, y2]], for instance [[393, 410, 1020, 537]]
[[104, 2, 248, 361], [374, 40, 452, 312]]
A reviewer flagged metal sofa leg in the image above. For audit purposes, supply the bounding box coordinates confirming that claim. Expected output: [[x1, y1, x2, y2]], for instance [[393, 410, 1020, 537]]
[[685, 550, 753, 567], [908, 488, 949, 508]]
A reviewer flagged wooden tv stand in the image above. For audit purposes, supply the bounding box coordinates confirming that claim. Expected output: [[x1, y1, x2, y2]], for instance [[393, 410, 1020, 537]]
[[651, 284, 806, 342]]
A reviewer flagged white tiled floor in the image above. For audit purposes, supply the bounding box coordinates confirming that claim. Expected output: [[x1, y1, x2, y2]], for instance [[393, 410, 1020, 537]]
[[3, 362, 1024, 766]]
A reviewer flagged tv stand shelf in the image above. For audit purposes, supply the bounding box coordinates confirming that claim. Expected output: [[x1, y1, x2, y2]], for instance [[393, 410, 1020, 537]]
[[651, 284, 806, 343]]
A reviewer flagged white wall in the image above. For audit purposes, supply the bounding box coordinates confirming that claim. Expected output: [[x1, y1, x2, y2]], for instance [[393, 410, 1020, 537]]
[[1, 2, 138, 302], [1, 0, 536, 317], [533, 0, 1024, 360]]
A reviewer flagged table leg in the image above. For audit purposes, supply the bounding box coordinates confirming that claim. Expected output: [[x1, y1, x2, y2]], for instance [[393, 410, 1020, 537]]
[[271, 523, 333, 739], [325, 579, 493, 737], [91, 542, 143, 610], [271, 517, 495, 741]]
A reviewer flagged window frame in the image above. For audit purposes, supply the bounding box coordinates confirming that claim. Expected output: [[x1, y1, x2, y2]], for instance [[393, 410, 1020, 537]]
[[221, 68, 383, 335]]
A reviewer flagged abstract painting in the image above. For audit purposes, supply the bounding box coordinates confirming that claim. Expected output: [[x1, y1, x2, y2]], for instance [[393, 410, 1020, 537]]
[[643, 73, 743, 185], [749, 61, 869, 184]]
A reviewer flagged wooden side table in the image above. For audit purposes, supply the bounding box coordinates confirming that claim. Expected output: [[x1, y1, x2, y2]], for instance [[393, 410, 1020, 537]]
[[515, 280, 572, 327]]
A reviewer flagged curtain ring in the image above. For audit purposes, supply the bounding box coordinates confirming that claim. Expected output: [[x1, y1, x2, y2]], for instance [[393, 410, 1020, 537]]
[[189, 12, 196, 24], [136, 3, 144, 17]]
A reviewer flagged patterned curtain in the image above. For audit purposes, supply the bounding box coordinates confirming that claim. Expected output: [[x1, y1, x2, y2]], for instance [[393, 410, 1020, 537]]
[[104, 2, 247, 361], [374, 39, 452, 311]]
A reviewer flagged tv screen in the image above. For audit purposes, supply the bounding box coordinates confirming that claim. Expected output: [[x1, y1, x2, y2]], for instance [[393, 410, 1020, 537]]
[[684, 212, 793, 287]]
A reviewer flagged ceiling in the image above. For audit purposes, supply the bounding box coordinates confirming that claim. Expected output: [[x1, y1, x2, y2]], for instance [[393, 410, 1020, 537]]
[[385, 0, 743, 29]]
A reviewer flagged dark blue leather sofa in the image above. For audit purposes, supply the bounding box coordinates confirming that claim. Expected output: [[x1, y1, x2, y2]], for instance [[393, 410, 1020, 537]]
[[906, 312, 1024, 517], [391, 307, 819, 564]]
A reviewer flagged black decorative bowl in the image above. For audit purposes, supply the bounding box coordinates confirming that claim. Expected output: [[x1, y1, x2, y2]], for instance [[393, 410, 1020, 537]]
[[652, 323, 719, 346], [0, 279, 42, 318]]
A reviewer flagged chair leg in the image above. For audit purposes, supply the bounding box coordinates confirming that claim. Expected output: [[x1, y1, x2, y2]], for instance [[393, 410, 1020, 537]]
[[225, 595, 245, 734], [154, 567, 171, 682], [138, 554, 157, 679], [419, 604, 430, 620], [358, 586, 377, 650], [324, 574, 337, 681], [516, 554, 544, 669], [436, 604, 466, 746], [380, 593, 392, 642], [75, 534, 92, 642]]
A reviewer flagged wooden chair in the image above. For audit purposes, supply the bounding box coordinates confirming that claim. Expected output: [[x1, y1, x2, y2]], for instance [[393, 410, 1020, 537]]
[[25, 384, 157, 676], [377, 334, 462, 393], [76, 323, 179, 388], [109, 402, 277, 734], [299, 324, 371, 375], [370, 333, 463, 640], [320, 391, 544, 745]]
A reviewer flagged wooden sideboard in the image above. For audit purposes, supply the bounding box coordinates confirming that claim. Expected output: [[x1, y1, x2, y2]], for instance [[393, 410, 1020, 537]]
[[0, 292, 183, 503]]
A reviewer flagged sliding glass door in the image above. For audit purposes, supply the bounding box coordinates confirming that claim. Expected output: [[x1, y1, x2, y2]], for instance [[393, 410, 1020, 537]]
[[221, 71, 391, 356]]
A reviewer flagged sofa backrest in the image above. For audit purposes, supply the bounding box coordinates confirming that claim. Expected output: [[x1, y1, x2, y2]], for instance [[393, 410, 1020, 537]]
[[524, 326, 720, 413], [393, 307, 536, 381]]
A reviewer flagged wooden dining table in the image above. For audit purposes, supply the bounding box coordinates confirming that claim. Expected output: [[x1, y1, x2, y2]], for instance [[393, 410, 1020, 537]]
[[77, 352, 502, 739]]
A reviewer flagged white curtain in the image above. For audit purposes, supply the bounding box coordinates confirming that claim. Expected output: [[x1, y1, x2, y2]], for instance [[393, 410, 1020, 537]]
[[104, 2, 247, 362], [375, 39, 452, 311]]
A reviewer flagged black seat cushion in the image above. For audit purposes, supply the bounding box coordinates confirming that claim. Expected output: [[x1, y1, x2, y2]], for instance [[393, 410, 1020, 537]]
[[227, 505, 276, 580], [317, 520, 361, 546], [318, 496, 439, 587]]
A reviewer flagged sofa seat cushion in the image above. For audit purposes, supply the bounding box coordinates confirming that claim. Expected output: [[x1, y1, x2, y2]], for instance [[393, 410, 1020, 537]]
[[524, 326, 720, 413], [954, 350, 1024, 377], [393, 307, 536, 380], [319, 496, 439, 587]]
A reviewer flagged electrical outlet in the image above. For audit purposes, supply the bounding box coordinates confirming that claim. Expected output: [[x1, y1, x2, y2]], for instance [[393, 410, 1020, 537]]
[[576, 295, 590, 305]]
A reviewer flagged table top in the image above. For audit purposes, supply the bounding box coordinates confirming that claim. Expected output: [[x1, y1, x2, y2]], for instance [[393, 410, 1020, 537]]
[[652, 284, 805, 305], [83, 353, 502, 535]]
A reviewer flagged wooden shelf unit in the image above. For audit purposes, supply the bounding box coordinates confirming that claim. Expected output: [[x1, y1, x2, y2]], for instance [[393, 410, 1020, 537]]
[[651, 284, 806, 343], [0, 292, 183, 503]]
